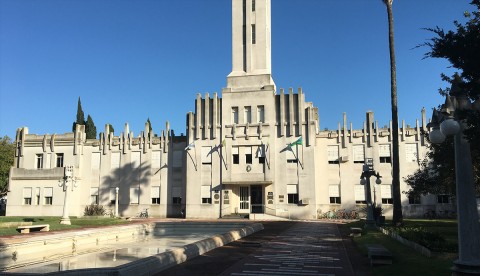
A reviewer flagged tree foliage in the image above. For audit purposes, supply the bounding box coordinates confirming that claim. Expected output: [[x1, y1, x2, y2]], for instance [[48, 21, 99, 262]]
[[407, 0, 480, 196], [146, 118, 152, 133], [0, 136, 15, 197], [108, 124, 114, 134], [72, 97, 97, 139], [85, 115, 97, 139]]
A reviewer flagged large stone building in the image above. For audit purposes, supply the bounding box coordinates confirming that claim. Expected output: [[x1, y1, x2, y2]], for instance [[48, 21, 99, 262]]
[[6, 0, 454, 219]]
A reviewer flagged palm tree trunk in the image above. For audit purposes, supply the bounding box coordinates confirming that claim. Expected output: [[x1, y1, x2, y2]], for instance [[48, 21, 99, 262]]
[[385, 0, 403, 225]]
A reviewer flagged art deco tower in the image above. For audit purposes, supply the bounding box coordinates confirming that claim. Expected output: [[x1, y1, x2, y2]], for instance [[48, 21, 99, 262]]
[[227, 0, 275, 91]]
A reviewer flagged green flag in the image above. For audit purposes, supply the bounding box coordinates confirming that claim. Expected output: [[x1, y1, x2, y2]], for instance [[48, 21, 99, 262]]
[[289, 136, 302, 147]]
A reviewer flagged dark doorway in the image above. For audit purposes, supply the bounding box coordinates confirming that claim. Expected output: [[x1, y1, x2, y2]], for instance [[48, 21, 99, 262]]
[[250, 185, 263, 214]]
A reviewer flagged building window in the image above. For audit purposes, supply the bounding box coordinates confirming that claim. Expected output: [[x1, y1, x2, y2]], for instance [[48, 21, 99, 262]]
[[353, 145, 364, 163], [201, 146, 212, 164], [287, 184, 299, 204], [354, 185, 366, 204], [232, 147, 240, 164], [90, 187, 99, 205], [23, 187, 32, 205], [381, 185, 393, 204], [151, 186, 160, 205], [437, 195, 450, 204], [244, 106, 252, 123], [110, 188, 116, 205], [56, 153, 64, 167], [232, 107, 239, 124], [408, 195, 421, 205], [257, 105, 265, 123], [379, 144, 391, 163], [44, 187, 53, 205], [327, 146, 339, 164], [131, 151, 141, 169], [329, 185, 341, 204], [406, 143, 418, 163], [251, 24, 256, 44], [130, 187, 139, 205], [36, 154, 43, 169], [201, 186, 212, 204], [245, 147, 252, 164], [252, 0, 255, 11]]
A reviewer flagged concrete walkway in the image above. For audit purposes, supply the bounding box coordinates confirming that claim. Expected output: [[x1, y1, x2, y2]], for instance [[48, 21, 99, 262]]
[[160, 221, 367, 276]]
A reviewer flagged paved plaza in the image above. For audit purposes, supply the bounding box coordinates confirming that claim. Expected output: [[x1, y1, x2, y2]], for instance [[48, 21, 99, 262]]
[[160, 220, 371, 276]]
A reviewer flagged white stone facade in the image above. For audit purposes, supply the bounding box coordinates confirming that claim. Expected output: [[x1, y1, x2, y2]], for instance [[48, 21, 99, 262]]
[[6, 0, 454, 219]]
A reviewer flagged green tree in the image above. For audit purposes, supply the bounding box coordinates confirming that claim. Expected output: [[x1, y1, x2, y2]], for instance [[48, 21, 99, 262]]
[[382, 0, 403, 225], [72, 97, 85, 132], [85, 115, 97, 139], [407, 0, 480, 196], [0, 136, 15, 197]]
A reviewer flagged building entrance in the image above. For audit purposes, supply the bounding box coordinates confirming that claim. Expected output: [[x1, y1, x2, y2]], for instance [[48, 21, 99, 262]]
[[250, 185, 263, 214]]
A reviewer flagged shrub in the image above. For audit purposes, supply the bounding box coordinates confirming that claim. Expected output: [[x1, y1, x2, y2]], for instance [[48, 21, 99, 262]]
[[84, 204, 106, 216], [389, 226, 457, 253]]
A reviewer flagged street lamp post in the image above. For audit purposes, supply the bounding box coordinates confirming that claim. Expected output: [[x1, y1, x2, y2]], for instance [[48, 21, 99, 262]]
[[58, 166, 78, 225], [427, 80, 480, 275], [360, 158, 382, 228]]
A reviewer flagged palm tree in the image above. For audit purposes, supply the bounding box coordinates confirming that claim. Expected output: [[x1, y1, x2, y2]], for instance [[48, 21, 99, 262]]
[[382, 0, 403, 225]]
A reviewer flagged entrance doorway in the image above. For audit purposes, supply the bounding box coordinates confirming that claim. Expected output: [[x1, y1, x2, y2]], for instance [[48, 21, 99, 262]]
[[237, 185, 264, 214], [250, 185, 263, 214]]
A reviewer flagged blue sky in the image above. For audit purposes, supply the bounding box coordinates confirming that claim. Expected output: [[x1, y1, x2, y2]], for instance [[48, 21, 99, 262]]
[[0, 0, 474, 139]]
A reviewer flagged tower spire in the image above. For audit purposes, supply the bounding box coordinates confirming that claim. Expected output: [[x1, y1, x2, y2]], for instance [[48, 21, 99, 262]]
[[227, 0, 275, 91]]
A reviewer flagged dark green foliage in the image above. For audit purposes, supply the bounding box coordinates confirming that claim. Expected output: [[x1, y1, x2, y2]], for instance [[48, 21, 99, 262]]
[[84, 204, 106, 216], [0, 136, 15, 197], [72, 97, 85, 132], [85, 115, 97, 139], [408, 1, 480, 196], [108, 124, 114, 134], [387, 226, 457, 253]]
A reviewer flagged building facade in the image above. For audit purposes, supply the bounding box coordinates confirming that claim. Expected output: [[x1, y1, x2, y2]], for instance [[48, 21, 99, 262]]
[[6, 0, 454, 219]]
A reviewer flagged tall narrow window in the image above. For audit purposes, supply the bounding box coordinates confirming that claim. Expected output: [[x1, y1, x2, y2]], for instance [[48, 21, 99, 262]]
[[287, 184, 299, 204], [36, 154, 43, 169], [329, 185, 341, 204], [152, 151, 161, 169], [327, 146, 339, 164], [245, 147, 252, 164], [232, 147, 240, 164], [232, 107, 239, 124], [251, 24, 256, 44], [44, 187, 53, 205], [130, 187, 139, 204], [90, 187, 99, 205], [244, 106, 252, 123], [151, 186, 160, 204], [201, 186, 212, 204], [354, 185, 366, 204], [381, 185, 393, 204], [379, 144, 391, 163], [257, 105, 265, 123], [353, 145, 365, 163], [23, 187, 32, 205], [252, 0, 255, 11], [56, 153, 64, 167], [131, 152, 141, 169]]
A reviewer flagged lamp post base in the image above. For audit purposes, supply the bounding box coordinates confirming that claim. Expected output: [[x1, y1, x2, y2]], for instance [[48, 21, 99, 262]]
[[452, 260, 480, 275], [60, 217, 71, 225]]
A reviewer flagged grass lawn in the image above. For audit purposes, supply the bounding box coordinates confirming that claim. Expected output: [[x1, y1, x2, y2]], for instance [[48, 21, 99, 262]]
[[342, 219, 458, 276], [0, 216, 131, 236]]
